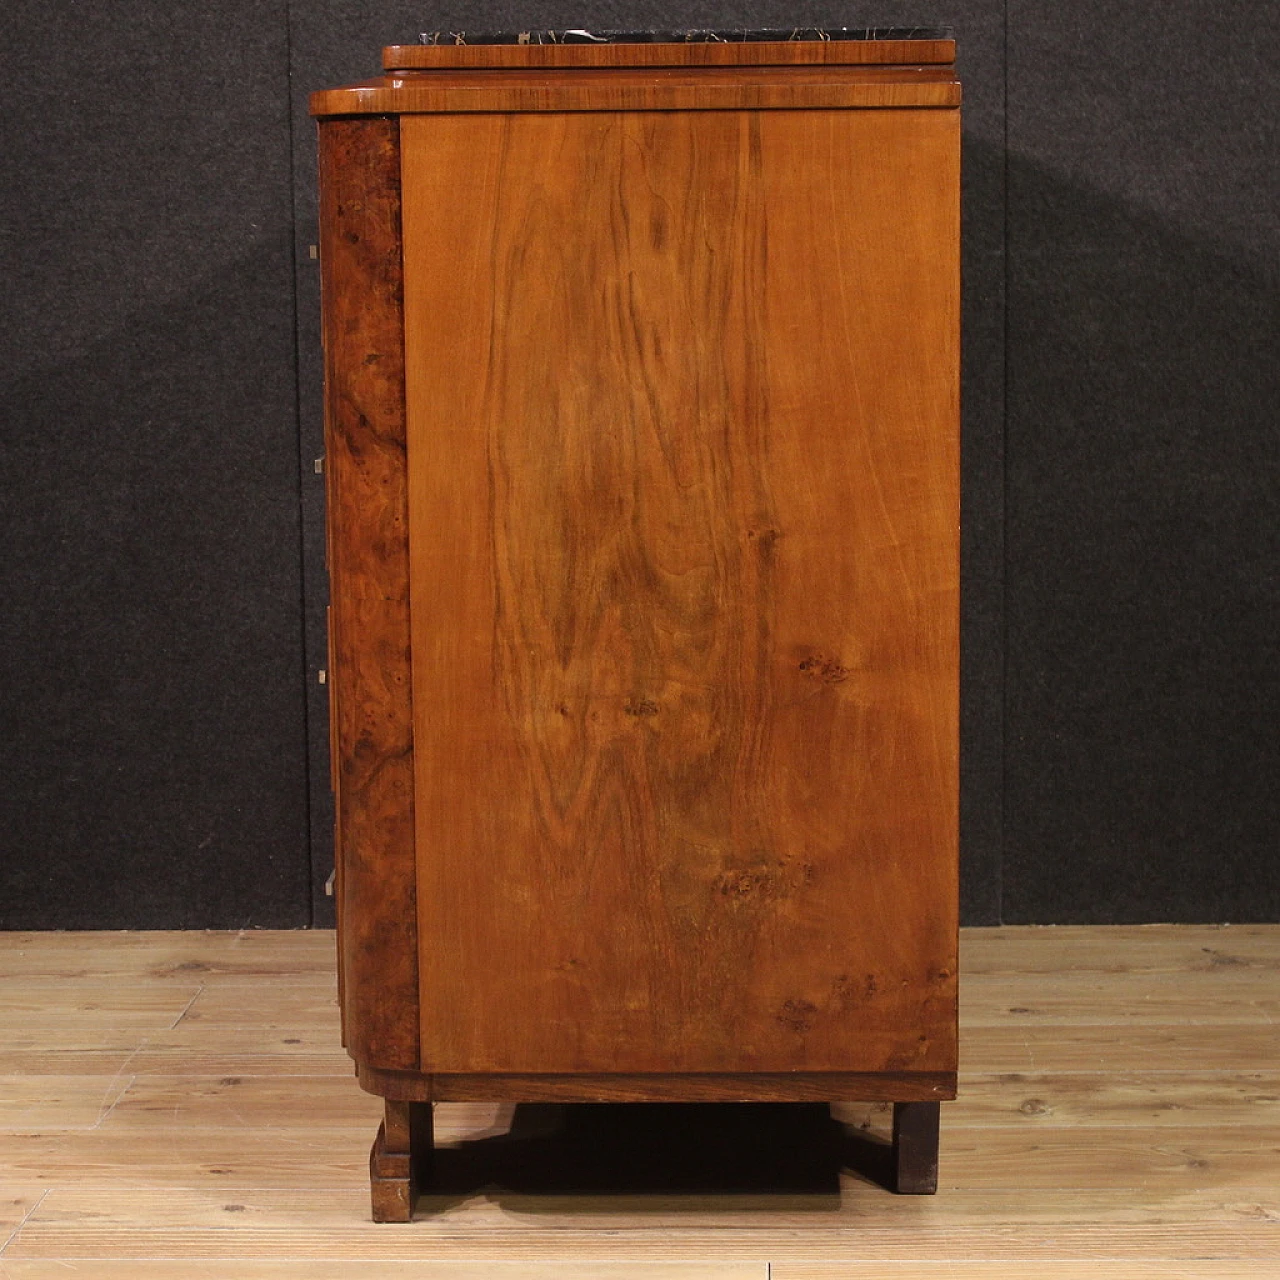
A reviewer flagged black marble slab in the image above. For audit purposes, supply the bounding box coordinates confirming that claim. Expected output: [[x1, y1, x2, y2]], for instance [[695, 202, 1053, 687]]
[[418, 27, 953, 44]]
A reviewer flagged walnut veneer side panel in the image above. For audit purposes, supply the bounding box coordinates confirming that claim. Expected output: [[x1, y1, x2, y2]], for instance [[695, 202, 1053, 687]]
[[317, 117, 418, 1072], [401, 108, 959, 1076]]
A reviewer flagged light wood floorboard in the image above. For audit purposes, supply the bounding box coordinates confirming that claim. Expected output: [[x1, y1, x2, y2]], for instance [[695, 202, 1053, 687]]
[[0, 925, 1277, 1276]]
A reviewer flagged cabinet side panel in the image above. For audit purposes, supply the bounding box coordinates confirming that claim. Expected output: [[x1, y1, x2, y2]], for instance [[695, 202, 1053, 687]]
[[318, 116, 418, 1071], [402, 109, 958, 1075]]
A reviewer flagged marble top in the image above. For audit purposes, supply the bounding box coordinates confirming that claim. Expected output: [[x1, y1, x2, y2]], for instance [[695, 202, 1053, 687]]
[[417, 28, 953, 46]]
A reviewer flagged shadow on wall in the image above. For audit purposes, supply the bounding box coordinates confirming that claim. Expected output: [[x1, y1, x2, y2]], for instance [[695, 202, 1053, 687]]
[[1002, 150, 1280, 923], [0, 235, 312, 930]]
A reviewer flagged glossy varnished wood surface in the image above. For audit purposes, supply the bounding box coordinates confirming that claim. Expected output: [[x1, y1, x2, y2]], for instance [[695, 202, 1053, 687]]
[[1, 925, 1278, 1273], [317, 117, 418, 1072], [309, 66, 959, 116], [382, 38, 957, 71], [400, 108, 959, 1076]]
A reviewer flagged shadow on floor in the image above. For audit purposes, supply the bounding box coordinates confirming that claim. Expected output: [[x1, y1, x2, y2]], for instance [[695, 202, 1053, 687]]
[[420, 1102, 894, 1213]]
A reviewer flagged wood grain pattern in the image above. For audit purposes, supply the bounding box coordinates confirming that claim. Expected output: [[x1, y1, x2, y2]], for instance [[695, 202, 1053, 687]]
[[317, 117, 417, 1073], [382, 39, 957, 70], [773, 1267, 1275, 1279], [0, 1266, 764, 1279], [50, 1063, 1280, 1135], [309, 68, 960, 117], [8, 1126, 1280, 1197], [7, 1187, 1280, 1263], [400, 107, 959, 1076], [959, 923, 1280, 975]]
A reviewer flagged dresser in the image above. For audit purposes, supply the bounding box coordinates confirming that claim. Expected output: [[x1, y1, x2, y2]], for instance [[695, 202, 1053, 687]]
[[311, 29, 960, 1221]]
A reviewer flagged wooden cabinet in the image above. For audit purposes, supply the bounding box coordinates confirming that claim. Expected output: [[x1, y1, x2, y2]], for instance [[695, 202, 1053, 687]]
[[312, 31, 960, 1221]]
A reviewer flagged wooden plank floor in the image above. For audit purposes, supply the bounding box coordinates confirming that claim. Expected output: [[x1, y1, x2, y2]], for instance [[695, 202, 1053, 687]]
[[0, 925, 1277, 1278]]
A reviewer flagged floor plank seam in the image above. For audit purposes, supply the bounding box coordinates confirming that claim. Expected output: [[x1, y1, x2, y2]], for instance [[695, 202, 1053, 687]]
[[0, 1188, 48, 1259], [166, 985, 206, 1031], [90, 1043, 148, 1130]]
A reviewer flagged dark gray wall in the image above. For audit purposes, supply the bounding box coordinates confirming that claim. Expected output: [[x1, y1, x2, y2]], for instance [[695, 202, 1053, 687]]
[[1, 2, 311, 928], [1, 3, 1274, 929], [1003, 3, 1280, 922]]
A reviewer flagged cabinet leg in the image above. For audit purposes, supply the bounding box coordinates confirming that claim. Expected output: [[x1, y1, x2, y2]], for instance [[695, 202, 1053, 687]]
[[369, 1098, 433, 1222], [892, 1101, 940, 1194]]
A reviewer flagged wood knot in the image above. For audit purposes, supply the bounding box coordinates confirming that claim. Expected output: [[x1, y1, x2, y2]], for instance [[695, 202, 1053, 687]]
[[831, 971, 878, 1011], [720, 869, 773, 897], [776, 998, 819, 1034], [717, 860, 813, 899], [798, 654, 849, 683]]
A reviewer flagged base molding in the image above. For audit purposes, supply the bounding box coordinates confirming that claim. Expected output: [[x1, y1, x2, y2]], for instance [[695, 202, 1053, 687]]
[[356, 1062, 956, 1104]]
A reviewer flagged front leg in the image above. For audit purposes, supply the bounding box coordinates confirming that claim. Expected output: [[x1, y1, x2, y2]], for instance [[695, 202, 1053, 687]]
[[370, 1098, 434, 1221], [891, 1101, 940, 1194]]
